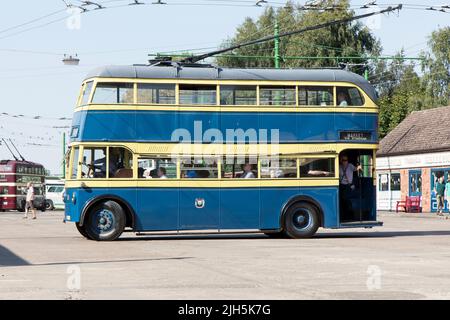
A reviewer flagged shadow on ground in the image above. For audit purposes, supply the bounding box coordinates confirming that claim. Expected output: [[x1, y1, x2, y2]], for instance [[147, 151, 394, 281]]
[[115, 230, 450, 241], [0, 245, 30, 267]]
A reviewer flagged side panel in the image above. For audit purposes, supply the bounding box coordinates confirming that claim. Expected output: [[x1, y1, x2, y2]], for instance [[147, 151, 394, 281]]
[[220, 188, 260, 229], [260, 187, 339, 229], [64, 186, 340, 230], [179, 188, 220, 230], [136, 188, 179, 231]]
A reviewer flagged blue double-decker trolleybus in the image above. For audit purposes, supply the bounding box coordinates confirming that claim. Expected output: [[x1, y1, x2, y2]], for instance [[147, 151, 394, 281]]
[[64, 63, 381, 241]]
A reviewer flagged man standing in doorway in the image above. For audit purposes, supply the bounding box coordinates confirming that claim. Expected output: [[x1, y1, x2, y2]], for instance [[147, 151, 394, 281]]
[[23, 182, 37, 220], [339, 154, 362, 221], [435, 176, 445, 216]]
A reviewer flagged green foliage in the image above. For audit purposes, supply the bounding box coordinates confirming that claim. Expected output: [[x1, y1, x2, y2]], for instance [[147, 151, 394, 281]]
[[216, 0, 380, 72]]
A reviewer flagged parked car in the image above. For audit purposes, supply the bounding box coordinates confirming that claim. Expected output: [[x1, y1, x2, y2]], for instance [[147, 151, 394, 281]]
[[45, 179, 65, 210]]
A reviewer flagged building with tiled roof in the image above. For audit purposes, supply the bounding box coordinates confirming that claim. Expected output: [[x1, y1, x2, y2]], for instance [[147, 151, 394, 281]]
[[376, 106, 450, 212]]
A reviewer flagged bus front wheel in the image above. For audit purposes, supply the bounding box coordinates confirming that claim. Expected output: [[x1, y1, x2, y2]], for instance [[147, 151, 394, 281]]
[[284, 202, 320, 239], [76, 222, 91, 240], [84, 200, 126, 241]]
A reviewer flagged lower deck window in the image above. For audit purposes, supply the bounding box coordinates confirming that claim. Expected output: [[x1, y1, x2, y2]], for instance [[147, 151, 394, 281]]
[[181, 157, 218, 178], [299, 158, 335, 178], [260, 158, 297, 178]]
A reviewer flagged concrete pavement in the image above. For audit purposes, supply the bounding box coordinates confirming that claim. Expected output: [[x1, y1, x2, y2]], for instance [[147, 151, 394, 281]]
[[1, 211, 450, 299]]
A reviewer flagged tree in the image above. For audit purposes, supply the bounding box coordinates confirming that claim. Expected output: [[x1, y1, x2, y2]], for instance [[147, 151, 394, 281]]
[[421, 27, 450, 108], [216, 0, 380, 74]]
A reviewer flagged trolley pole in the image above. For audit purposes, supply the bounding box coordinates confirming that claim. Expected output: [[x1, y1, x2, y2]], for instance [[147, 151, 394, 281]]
[[274, 18, 280, 69], [62, 132, 66, 179]]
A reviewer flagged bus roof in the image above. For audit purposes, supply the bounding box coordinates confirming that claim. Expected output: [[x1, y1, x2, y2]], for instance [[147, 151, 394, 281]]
[[85, 65, 378, 102]]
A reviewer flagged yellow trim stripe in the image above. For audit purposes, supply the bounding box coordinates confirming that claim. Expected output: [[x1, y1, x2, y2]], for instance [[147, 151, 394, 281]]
[[74, 104, 378, 114], [65, 178, 339, 189]]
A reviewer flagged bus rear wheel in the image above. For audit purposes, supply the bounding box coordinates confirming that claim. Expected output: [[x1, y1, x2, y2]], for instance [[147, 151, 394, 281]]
[[84, 200, 126, 241], [284, 202, 320, 239]]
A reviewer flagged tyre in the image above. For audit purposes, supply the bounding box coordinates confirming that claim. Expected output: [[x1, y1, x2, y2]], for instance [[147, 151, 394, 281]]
[[84, 200, 126, 241], [283, 202, 320, 239], [45, 200, 55, 211], [76, 222, 92, 240]]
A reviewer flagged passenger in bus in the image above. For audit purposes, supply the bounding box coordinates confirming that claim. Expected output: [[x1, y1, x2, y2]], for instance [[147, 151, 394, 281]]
[[241, 163, 256, 179], [157, 167, 168, 179], [337, 92, 349, 106]]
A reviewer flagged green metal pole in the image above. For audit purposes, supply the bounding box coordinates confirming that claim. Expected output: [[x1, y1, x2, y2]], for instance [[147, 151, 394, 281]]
[[364, 68, 369, 80], [274, 18, 280, 69], [62, 132, 66, 179]]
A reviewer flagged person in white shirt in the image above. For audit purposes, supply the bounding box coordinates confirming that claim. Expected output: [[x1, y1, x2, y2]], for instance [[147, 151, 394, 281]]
[[337, 92, 349, 106], [157, 167, 168, 179], [24, 182, 36, 220], [241, 163, 256, 179]]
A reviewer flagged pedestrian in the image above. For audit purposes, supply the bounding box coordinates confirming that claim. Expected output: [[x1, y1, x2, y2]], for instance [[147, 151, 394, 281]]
[[23, 182, 36, 220], [445, 177, 450, 218], [435, 176, 445, 216]]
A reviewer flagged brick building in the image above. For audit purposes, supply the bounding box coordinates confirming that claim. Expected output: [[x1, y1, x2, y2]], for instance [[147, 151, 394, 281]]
[[376, 106, 450, 212]]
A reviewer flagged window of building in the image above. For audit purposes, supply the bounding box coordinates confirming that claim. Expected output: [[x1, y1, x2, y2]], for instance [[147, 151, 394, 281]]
[[336, 86, 364, 106], [71, 147, 79, 179], [222, 157, 258, 178], [109, 147, 133, 178], [81, 147, 107, 179], [180, 157, 218, 178], [179, 85, 216, 105], [410, 172, 422, 194], [80, 81, 93, 106], [298, 86, 333, 106], [390, 173, 401, 191], [138, 157, 177, 179], [92, 83, 134, 104], [220, 85, 257, 105], [378, 173, 389, 191], [260, 158, 297, 178], [137, 83, 176, 104], [260, 86, 296, 106], [299, 158, 335, 178]]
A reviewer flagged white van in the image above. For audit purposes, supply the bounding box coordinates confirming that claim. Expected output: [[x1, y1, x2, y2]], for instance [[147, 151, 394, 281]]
[[45, 179, 65, 210]]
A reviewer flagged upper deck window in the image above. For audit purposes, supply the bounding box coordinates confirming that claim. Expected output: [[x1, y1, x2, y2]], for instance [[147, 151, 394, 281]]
[[137, 83, 176, 104], [220, 86, 257, 105], [179, 85, 216, 105], [80, 81, 93, 106], [92, 83, 134, 104], [336, 87, 364, 106], [298, 86, 333, 106], [260, 86, 296, 106]]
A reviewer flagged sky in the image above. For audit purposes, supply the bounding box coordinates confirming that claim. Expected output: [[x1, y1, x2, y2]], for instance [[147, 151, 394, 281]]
[[0, 0, 449, 175]]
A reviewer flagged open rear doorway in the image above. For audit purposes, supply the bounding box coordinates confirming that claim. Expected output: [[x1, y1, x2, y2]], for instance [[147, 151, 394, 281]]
[[339, 149, 376, 224]]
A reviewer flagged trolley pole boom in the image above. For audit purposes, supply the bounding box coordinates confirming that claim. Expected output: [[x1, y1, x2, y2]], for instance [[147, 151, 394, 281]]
[[181, 5, 402, 64]]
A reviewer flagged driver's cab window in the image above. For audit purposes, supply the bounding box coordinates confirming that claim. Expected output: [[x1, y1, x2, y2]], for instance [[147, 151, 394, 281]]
[[81, 147, 107, 178]]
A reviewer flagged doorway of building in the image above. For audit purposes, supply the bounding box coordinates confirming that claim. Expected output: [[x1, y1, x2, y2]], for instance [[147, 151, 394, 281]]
[[430, 169, 450, 212], [408, 170, 422, 197], [339, 149, 376, 224]]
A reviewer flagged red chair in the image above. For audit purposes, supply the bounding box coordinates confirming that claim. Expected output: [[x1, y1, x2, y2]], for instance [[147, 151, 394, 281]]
[[396, 196, 422, 213]]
